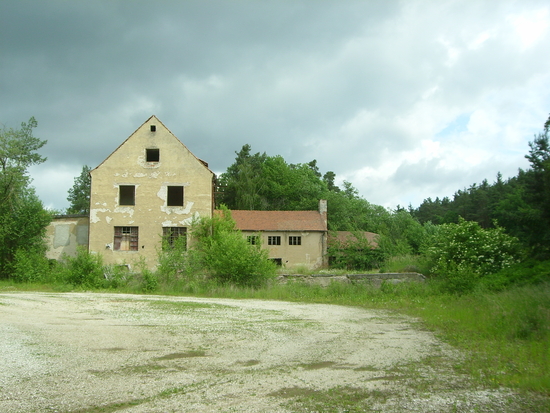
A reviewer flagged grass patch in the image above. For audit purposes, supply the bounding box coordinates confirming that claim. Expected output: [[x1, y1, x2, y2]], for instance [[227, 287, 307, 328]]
[[155, 350, 206, 360], [271, 385, 390, 412]]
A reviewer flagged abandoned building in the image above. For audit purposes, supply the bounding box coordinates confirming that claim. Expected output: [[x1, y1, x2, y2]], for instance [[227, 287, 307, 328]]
[[46, 116, 330, 270]]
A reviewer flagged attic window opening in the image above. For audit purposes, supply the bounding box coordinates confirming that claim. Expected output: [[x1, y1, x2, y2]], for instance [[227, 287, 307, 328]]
[[167, 186, 184, 206], [150, 125, 156, 132], [119, 185, 135, 206], [146, 148, 160, 162]]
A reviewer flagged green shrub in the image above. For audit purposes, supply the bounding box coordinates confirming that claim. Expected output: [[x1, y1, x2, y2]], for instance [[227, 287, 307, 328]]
[[60, 247, 104, 288], [328, 232, 385, 271], [9, 247, 52, 283], [425, 218, 522, 292], [192, 207, 277, 287]]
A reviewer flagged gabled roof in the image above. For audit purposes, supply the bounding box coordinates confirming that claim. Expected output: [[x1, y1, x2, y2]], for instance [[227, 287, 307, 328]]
[[91, 115, 213, 175], [229, 210, 327, 232]]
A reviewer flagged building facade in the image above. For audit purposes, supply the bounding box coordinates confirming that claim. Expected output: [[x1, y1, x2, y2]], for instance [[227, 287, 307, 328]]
[[230, 200, 328, 269], [47, 116, 332, 270], [87, 115, 215, 268]]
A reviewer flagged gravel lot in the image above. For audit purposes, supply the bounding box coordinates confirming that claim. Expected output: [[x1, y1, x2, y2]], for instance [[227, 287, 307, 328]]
[[0, 291, 525, 412]]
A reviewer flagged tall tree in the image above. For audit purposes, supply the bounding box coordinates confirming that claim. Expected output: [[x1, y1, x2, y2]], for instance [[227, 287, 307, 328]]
[[67, 165, 91, 214], [0, 117, 50, 278]]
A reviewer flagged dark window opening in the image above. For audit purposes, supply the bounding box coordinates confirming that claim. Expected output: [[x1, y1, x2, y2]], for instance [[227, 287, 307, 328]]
[[271, 258, 282, 266], [289, 236, 302, 246], [114, 226, 138, 251], [119, 185, 135, 206], [163, 227, 187, 250], [167, 186, 184, 206], [268, 236, 281, 246], [150, 125, 156, 132], [247, 235, 259, 245], [146, 148, 159, 162]]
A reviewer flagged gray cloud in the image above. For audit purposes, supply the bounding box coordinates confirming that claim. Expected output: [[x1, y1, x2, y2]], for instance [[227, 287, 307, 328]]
[[1, 0, 549, 210]]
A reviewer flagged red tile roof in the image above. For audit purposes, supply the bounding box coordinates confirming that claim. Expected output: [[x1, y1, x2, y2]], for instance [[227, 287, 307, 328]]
[[328, 231, 379, 248], [228, 210, 327, 232]]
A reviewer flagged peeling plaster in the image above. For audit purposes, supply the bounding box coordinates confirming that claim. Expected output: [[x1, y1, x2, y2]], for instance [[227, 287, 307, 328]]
[[134, 173, 147, 178], [138, 155, 160, 169], [90, 208, 109, 223], [114, 206, 135, 217], [161, 201, 194, 215], [106, 216, 112, 224]]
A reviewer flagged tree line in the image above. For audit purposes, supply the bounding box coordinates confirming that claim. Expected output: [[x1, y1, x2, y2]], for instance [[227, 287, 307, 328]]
[[411, 115, 550, 258], [1, 114, 549, 292]]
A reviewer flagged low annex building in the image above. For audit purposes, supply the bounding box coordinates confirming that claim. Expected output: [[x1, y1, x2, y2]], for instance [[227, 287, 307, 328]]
[[46, 116, 329, 270], [230, 200, 328, 269]]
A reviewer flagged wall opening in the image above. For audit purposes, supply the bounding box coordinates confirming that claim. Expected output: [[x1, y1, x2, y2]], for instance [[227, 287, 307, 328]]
[[114, 226, 139, 251], [150, 125, 156, 132], [167, 186, 184, 206], [119, 185, 135, 205], [268, 236, 281, 245], [146, 148, 160, 162], [162, 227, 187, 249]]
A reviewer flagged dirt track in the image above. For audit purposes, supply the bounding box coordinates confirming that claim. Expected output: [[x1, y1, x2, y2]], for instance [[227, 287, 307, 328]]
[[0, 292, 522, 412]]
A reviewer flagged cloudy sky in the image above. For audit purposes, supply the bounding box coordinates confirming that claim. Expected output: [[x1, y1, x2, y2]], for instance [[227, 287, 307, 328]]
[[1, 0, 549, 211]]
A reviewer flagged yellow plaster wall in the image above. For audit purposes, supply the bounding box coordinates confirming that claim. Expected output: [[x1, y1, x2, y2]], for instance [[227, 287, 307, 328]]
[[88, 116, 214, 269], [45, 216, 89, 260], [243, 230, 326, 269]]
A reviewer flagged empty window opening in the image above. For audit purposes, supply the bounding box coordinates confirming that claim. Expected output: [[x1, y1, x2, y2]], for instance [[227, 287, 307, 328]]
[[146, 148, 159, 162], [268, 236, 281, 246], [119, 185, 135, 206], [271, 258, 283, 266], [163, 227, 187, 249], [167, 186, 184, 206], [247, 235, 259, 245], [289, 236, 302, 246], [114, 226, 138, 251], [150, 125, 156, 132]]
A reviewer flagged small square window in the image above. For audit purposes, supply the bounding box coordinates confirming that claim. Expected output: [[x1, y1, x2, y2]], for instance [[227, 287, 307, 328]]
[[289, 236, 302, 245], [271, 258, 282, 266], [119, 185, 135, 206], [150, 125, 156, 132], [167, 186, 184, 206], [146, 148, 159, 162], [268, 236, 281, 246]]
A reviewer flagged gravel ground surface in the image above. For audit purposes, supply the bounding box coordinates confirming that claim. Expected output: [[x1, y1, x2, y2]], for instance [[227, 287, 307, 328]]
[[0, 291, 531, 412]]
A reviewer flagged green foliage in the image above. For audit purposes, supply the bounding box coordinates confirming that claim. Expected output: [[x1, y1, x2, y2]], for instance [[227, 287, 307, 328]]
[[66, 165, 91, 214], [0, 117, 50, 279], [0, 187, 51, 278], [425, 218, 522, 293], [192, 207, 277, 287], [328, 232, 385, 271], [413, 114, 550, 257], [479, 259, 550, 292], [59, 247, 105, 288], [9, 247, 52, 283]]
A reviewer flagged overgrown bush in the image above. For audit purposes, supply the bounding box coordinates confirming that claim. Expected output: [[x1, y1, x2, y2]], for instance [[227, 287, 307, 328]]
[[425, 218, 522, 293], [9, 247, 52, 283], [157, 235, 203, 282], [328, 232, 385, 271], [192, 207, 277, 287], [59, 247, 105, 288]]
